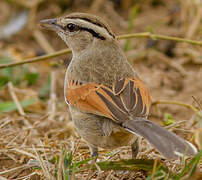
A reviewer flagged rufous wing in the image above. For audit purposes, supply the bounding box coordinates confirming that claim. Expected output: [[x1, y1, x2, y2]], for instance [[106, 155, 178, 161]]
[[65, 77, 198, 159], [65, 77, 151, 123]]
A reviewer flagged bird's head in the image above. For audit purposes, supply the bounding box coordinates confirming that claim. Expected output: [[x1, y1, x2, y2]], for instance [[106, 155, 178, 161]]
[[40, 13, 116, 53]]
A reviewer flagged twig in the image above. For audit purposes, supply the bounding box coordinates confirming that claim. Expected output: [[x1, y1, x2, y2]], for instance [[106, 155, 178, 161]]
[[12, 148, 37, 159], [57, 149, 63, 180], [0, 49, 71, 69], [33, 30, 55, 53], [32, 145, 54, 180], [192, 96, 202, 111], [33, 29, 57, 121], [6, 133, 22, 148], [0, 165, 29, 175], [151, 159, 157, 180], [152, 100, 202, 119], [0, 118, 11, 129], [8, 82, 25, 116], [164, 120, 186, 130], [15, 172, 37, 180], [0, 32, 202, 69], [186, 5, 202, 39], [86, 157, 98, 180], [57, 149, 64, 180], [8, 83, 35, 130], [48, 71, 57, 121], [117, 32, 202, 45]]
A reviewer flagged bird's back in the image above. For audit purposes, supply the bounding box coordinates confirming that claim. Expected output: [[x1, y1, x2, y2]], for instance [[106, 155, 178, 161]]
[[66, 39, 136, 88]]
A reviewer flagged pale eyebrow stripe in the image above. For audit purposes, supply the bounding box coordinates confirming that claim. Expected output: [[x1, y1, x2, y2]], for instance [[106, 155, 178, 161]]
[[67, 16, 115, 38]]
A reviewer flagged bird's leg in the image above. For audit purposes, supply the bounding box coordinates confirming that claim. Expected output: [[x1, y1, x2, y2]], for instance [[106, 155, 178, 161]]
[[88, 145, 102, 170], [86, 145, 101, 179], [89, 145, 98, 158], [131, 138, 139, 159]]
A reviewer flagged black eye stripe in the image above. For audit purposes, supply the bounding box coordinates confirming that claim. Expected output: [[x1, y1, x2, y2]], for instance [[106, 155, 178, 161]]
[[67, 16, 115, 38], [79, 27, 106, 40], [63, 23, 106, 40]]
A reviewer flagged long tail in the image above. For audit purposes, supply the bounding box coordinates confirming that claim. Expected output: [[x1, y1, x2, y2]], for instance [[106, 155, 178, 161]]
[[122, 117, 197, 159]]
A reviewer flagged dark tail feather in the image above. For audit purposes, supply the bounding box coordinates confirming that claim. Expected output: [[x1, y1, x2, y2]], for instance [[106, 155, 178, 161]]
[[122, 117, 197, 159]]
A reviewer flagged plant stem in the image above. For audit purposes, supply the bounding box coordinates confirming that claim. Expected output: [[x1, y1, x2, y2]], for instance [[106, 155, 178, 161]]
[[0, 32, 201, 69], [117, 32, 202, 45], [152, 100, 202, 118], [0, 49, 71, 69]]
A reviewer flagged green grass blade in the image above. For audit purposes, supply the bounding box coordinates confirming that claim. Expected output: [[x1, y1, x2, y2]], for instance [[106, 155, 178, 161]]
[[73, 157, 94, 168], [39, 75, 51, 99], [0, 75, 10, 87], [146, 169, 169, 180], [0, 98, 36, 113], [82, 159, 168, 172], [174, 150, 202, 180], [63, 151, 73, 180], [24, 72, 39, 86]]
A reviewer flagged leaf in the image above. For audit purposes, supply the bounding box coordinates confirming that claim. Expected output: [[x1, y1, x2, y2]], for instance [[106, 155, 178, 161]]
[[64, 151, 73, 168], [174, 150, 202, 180], [72, 157, 94, 173], [0, 57, 14, 84], [24, 72, 39, 86], [39, 75, 51, 99], [0, 56, 39, 87], [163, 113, 175, 126], [147, 169, 168, 180], [1, 66, 13, 80], [13, 65, 29, 85], [0, 76, 9, 87], [83, 159, 168, 172], [62, 150, 73, 180], [0, 98, 36, 113]]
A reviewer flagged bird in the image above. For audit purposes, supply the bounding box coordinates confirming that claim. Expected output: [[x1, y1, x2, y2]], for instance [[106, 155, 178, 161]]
[[40, 12, 197, 159]]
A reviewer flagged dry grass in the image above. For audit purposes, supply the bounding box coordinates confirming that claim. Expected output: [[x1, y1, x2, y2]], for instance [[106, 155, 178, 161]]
[[0, 0, 202, 179], [0, 112, 201, 179]]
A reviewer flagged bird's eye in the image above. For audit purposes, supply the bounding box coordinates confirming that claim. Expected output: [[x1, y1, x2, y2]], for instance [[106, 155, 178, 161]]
[[66, 23, 79, 32]]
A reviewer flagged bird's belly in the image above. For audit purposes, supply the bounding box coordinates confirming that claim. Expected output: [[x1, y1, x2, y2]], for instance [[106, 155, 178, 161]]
[[69, 106, 135, 149], [98, 129, 135, 149]]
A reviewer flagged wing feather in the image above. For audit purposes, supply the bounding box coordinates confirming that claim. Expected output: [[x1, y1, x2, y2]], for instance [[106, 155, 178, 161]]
[[65, 76, 198, 159], [65, 77, 151, 123]]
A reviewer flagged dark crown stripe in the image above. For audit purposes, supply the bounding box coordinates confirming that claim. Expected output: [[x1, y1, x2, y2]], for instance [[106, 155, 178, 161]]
[[68, 17, 115, 38]]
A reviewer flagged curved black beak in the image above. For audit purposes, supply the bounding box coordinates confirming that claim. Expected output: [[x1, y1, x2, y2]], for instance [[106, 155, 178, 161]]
[[40, 18, 61, 31]]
